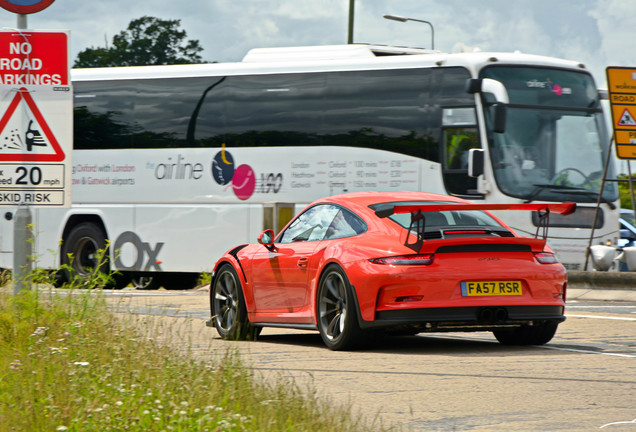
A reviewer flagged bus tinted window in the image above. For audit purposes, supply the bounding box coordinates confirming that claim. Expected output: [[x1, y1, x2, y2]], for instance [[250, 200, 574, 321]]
[[74, 79, 199, 149], [134, 78, 201, 148], [480, 66, 600, 109], [222, 73, 325, 148], [73, 66, 474, 165], [324, 69, 435, 160], [74, 81, 136, 149]]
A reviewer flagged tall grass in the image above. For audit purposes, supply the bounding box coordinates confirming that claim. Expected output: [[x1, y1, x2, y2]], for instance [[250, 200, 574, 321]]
[[0, 283, 384, 431]]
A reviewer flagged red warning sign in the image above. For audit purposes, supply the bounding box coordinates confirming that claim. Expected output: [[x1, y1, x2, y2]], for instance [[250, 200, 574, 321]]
[[0, 87, 65, 162], [0, 31, 68, 86], [618, 107, 636, 127]]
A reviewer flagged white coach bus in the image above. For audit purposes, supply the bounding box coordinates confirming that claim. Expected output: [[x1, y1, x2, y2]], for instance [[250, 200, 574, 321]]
[[0, 44, 619, 288]]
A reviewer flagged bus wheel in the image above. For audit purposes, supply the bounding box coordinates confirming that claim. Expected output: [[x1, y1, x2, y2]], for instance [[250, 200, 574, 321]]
[[131, 275, 161, 290], [59, 222, 113, 288], [160, 272, 200, 290]]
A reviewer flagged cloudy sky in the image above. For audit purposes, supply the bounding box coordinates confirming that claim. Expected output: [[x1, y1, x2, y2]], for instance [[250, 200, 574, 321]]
[[1, 0, 635, 88]]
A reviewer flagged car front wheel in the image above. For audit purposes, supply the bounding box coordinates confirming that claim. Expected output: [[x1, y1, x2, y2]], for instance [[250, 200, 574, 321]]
[[317, 265, 365, 350], [211, 264, 259, 341]]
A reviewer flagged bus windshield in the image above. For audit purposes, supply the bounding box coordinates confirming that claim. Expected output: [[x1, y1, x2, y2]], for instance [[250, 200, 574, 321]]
[[480, 66, 617, 203]]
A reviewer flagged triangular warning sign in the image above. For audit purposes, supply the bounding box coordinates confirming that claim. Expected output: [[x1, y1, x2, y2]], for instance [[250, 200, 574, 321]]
[[0, 87, 65, 162], [618, 108, 636, 127]]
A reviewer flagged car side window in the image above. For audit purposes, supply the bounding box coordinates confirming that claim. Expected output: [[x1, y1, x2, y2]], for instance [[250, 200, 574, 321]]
[[279, 205, 340, 243], [324, 208, 367, 240]]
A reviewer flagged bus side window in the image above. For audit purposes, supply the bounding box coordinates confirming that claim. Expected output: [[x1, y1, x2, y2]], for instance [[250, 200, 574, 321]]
[[441, 126, 481, 196], [444, 128, 479, 170], [74, 81, 136, 149]]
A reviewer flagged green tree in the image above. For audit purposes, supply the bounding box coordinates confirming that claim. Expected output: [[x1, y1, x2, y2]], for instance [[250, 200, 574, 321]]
[[618, 173, 636, 209], [74, 16, 205, 67]]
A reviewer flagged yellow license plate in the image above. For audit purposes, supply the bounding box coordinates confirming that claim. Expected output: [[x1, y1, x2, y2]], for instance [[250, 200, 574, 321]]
[[461, 281, 522, 296]]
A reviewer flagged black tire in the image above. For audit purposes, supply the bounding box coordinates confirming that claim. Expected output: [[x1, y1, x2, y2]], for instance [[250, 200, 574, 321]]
[[59, 222, 116, 288], [317, 264, 366, 350], [131, 275, 161, 290], [493, 321, 559, 346], [211, 265, 259, 340], [160, 272, 199, 290]]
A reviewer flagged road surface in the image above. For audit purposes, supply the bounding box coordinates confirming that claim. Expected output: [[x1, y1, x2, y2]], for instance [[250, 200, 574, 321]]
[[104, 288, 636, 431]]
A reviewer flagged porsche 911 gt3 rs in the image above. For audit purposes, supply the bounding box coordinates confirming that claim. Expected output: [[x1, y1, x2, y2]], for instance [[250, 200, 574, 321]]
[[208, 191, 574, 350]]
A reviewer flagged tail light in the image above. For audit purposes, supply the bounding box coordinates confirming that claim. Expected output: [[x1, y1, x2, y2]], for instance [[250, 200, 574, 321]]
[[534, 252, 558, 264], [369, 254, 434, 265]]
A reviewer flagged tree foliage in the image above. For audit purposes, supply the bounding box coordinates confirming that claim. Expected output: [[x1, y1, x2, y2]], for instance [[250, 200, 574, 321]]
[[74, 16, 204, 68], [618, 173, 636, 209]]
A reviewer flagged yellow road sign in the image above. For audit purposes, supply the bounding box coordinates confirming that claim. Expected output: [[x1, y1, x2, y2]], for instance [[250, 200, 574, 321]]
[[607, 66, 636, 160]]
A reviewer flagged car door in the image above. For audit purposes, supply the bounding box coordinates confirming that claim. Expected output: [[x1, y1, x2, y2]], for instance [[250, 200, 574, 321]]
[[250, 205, 340, 311]]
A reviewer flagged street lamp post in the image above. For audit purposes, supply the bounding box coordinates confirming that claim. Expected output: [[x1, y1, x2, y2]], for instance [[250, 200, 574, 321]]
[[383, 14, 435, 50], [348, 0, 355, 44]]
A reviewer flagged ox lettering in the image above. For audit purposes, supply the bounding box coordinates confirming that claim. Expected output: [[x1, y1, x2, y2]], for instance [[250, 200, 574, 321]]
[[113, 231, 164, 271]]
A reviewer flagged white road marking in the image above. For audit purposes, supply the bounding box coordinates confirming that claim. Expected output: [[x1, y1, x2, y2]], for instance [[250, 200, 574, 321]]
[[425, 332, 636, 359], [566, 313, 636, 321], [540, 345, 636, 358]]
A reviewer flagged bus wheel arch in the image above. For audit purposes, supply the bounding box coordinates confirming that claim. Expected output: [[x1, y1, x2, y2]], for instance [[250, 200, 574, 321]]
[[56, 215, 126, 288]]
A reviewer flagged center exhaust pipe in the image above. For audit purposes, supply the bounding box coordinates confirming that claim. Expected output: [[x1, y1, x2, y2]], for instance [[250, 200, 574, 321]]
[[478, 307, 508, 324]]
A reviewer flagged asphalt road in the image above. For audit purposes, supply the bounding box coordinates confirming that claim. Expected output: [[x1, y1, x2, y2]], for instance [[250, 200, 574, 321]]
[[101, 287, 636, 432]]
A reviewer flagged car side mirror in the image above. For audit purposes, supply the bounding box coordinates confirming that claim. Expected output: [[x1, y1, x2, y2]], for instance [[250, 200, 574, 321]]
[[257, 229, 276, 250]]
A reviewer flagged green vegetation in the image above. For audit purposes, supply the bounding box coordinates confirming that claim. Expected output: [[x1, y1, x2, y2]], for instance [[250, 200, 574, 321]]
[[618, 173, 636, 210], [74, 16, 205, 68], [0, 279, 380, 431]]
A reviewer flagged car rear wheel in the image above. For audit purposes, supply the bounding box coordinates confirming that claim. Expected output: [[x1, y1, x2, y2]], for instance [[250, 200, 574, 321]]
[[317, 265, 365, 350], [493, 321, 559, 345], [211, 264, 259, 341]]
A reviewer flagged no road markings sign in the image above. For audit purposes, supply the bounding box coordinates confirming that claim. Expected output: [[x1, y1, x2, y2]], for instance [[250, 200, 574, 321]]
[[0, 30, 71, 207]]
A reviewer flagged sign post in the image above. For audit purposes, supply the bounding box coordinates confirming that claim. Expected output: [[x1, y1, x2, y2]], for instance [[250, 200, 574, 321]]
[[0, 27, 71, 292]]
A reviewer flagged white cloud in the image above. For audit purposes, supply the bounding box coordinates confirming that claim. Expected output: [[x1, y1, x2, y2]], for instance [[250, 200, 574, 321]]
[[0, 0, 634, 84]]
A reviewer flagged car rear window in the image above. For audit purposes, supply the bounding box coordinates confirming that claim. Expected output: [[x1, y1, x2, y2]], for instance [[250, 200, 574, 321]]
[[371, 201, 513, 239]]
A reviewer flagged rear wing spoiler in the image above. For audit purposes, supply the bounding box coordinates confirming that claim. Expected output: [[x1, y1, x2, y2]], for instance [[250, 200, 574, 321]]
[[374, 202, 576, 252], [374, 202, 576, 218]]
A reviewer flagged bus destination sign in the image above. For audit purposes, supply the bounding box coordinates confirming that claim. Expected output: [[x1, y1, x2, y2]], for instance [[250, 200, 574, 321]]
[[607, 66, 636, 160], [0, 30, 71, 207]]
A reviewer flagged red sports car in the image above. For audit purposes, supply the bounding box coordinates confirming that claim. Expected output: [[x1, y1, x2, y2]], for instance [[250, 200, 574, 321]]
[[208, 191, 574, 350]]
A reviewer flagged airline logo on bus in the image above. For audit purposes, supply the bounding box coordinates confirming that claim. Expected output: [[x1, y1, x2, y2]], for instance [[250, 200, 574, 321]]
[[150, 147, 283, 201], [211, 145, 256, 200], [525, 78, 572, 95]]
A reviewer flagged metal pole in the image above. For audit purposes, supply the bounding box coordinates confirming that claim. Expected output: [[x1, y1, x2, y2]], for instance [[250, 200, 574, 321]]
[[13, 13, 32, 293], [17, 13, 27, 30], [13, 205, 33, 294], [584, 136, 614, 270], [347, 0, 354, 44], [628, 161, 636, 223], [383, 14, 435, 50]]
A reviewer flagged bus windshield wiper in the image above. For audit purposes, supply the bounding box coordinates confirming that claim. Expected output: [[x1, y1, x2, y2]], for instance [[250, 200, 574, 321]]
[[525, 184, 616, 209], [524, 184, 580, 203]]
